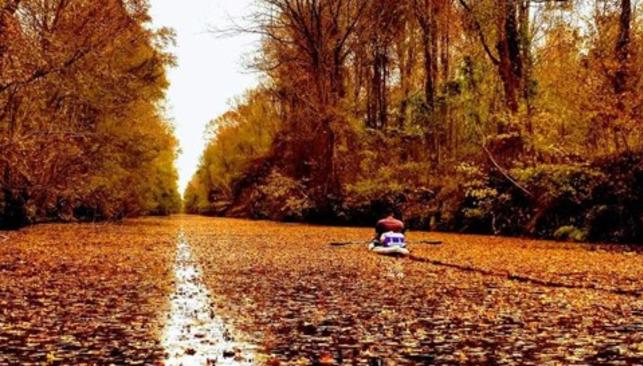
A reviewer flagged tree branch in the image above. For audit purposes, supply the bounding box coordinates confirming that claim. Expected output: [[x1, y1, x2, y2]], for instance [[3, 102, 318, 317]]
[[457, 0, 500, 65]]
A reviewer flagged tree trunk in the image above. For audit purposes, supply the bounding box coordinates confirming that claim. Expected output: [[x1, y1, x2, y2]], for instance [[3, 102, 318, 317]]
[[397, 29, 415, 129], [440, 4, 450, 85], [496, 0, 522, 114], [519, 0, 533, 133], [310, 114, 339, 203], [614, 0, 631, 97], [440, 1, 454, 158], [369, 47, 389, 129], [379, 52, 388, 129], [414, 0, 436, 110], [430, 4, 439, 90], [422, 33, 435, 109]]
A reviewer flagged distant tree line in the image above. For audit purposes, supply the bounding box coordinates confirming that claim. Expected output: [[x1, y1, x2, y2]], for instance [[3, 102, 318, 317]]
[[185, 0, 642, 243], [0, 0, 181, 229]]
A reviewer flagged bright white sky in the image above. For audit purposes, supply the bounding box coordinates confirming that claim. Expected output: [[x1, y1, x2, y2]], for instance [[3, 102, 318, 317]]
[[149, 0, 260, 194]]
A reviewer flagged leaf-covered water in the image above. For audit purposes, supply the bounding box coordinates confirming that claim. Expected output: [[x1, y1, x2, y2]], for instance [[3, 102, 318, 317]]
[[0, 216, 641, 365], [162, 231, 255, 366]]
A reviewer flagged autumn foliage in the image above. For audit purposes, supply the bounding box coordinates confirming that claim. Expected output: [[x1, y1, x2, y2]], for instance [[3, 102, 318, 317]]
[[0, 0, 180, 229], [186, 0, 642, 243], [1, 216, 640, 363]]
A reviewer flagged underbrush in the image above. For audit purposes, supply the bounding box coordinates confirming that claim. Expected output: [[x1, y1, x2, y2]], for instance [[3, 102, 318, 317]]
[[337, 152, 642, 243], [192, 152, 642, 244]]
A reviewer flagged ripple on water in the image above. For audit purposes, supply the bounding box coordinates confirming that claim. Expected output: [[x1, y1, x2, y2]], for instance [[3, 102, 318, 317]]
[[162, 232, 255, 366]]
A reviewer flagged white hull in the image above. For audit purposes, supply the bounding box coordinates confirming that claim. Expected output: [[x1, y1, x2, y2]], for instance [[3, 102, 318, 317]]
[[369, 243, 410, 256]]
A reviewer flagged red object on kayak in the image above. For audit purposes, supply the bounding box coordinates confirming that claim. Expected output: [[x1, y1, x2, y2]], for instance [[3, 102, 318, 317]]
[[376, 215, 405, 233]]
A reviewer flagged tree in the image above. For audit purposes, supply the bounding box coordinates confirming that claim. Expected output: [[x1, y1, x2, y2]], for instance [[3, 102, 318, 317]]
[[189, 0, 642, 242], [249, 0, 368, 200], [0, 0, 180, 228], [184, 89, 280, 215]]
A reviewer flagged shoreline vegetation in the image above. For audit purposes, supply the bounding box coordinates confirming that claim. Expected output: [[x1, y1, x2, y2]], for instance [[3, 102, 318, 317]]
[[186, 151, 642, 244], [0, 0, 181, 230], [184, 1, 642, 244]]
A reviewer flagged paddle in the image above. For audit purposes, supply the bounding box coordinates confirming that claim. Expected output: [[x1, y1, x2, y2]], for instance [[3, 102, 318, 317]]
[[417, 240, 443, 245], [329, 241, 368, 247], [329, 239, 443, 247]]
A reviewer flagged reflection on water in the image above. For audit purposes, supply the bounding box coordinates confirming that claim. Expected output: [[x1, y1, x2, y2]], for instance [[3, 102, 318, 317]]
[[385, 260, 406, 280], [162, 231, 254, 366]]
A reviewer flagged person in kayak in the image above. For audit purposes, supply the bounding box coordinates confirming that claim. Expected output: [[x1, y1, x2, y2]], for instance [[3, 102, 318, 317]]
[[374, 211, 405, 244]]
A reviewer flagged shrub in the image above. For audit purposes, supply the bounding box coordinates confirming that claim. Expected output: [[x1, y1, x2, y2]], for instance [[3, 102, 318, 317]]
[[587, 153, 643, 243], [449, 163, 496, 234], [253, 170, 313, 221], [341, 180, 404, 226], [506, 163, 607, 238], [553, 225, 588, 242]]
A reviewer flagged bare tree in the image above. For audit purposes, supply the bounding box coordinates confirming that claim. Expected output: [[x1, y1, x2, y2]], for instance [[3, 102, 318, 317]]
[[242, 0, 368, 198]]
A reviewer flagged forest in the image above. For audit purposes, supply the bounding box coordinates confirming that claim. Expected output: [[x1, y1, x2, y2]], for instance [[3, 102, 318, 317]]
[[185, 0, 642, 243], [0, 0, 181, 229]]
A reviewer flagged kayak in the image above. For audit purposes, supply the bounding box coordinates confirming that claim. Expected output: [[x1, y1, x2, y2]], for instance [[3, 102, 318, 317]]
[[369, 232, 410, 256], [368, 242, 410, 256]]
